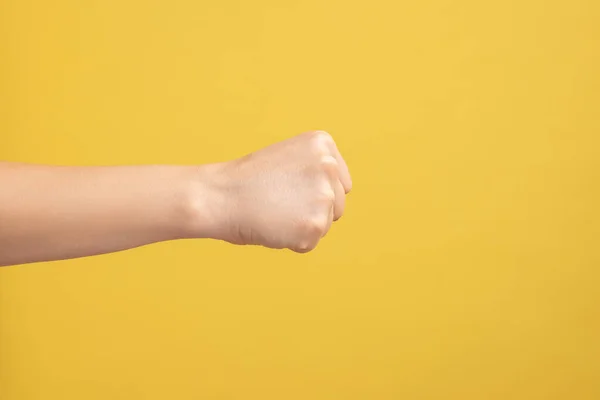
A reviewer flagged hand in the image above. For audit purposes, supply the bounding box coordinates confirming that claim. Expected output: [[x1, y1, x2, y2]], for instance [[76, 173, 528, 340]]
[[200, 131, 352, 253]]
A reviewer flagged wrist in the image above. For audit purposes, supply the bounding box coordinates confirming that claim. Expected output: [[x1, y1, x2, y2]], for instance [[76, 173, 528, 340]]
[[180, 163, 231, 240]]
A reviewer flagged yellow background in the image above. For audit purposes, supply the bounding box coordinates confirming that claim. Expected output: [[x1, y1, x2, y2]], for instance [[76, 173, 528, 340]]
[[1, 0, 599, 398]]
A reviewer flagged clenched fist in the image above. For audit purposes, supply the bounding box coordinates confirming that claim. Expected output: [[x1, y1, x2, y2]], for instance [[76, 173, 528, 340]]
[[193, 131, 352, 253]]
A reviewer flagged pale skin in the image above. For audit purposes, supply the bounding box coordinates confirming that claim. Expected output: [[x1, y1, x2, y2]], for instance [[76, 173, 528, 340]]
[[0, 131, 352, 267]]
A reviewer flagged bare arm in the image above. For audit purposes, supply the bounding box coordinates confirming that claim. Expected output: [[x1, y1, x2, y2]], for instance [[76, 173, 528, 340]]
[[0, 162, 214, 266], [0, 131, 352, 267]]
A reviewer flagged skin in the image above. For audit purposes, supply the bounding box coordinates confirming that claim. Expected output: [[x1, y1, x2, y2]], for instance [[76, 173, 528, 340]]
[[0, 131, 352, 267]]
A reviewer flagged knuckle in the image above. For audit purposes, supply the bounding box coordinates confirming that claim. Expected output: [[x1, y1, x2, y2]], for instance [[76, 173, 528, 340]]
[[309, 216, 328, 235], [320, 155, 338, 167], [293, 247, 313, 254], [306, 131, 334, 154], [318, 189, 335, 204], [310, 136, 330, 156], [317, 133, 334, 148], [319, 156, 339, 176], [315, 130, 333, 141], [292, 234, 321, 253], [306, 130, 331, 139], [298, 216, 327, 236], [293, 240, 314, 253]]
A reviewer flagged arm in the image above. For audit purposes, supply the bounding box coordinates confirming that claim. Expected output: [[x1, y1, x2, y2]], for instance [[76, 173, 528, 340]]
[[0, 131, 352, 267], [0, 162, 213, 266]]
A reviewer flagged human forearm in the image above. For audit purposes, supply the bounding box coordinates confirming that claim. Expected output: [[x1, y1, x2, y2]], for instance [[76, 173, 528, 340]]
[[0, 162, 210, 266]]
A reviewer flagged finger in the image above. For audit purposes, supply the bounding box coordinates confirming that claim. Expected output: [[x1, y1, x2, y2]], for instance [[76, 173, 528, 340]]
[[330, 145, 352, 193], [332, 179, 346, 221], [320, 155, 339, 182], [316, 131, 352, 193], [322, 204, 334, 237], [292, 215, 326, 253], [316, 155, 337, 239]]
